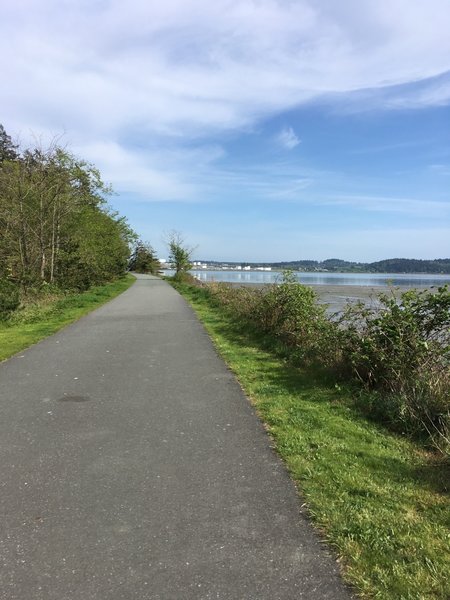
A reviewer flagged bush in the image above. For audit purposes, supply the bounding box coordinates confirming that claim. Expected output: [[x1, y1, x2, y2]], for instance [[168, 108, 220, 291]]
[[253, 271, 337, 365], [171, 271, 199, 285], [0, 278, 20, 318], [340, 286, 450, 451], [208, 271, 338, 367]]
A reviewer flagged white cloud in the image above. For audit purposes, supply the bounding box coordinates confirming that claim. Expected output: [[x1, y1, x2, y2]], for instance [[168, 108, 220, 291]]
[[78, 142, 196, 200], [2, 0, 450, 204], [3, 0, 450, 141], [75, 140, 225, 201], [277, 127, 301, 150], [321, 194, 450, 217]]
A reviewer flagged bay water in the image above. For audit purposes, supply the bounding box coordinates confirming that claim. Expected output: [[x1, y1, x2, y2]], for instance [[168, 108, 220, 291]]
[[163, 269, 450, 313]]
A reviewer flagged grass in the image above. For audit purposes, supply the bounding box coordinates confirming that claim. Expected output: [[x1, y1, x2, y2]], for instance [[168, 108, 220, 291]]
[[0, 274, 135, 361], [173, 282, 450, 600]]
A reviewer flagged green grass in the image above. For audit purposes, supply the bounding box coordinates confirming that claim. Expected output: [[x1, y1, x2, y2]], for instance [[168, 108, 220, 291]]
[[174, 282, 450, 600], [0, 274, 135, 361]]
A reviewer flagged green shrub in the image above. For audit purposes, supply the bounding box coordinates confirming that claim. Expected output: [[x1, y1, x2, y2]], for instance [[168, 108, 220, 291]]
[[208, 271, 338, 367], [253, 271, 337, 365], [340, 286, 450, 451], [0, 279, 20, 318], [171, 271, 199, 285]]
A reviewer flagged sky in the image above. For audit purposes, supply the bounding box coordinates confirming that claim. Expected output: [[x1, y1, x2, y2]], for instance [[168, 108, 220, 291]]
[[2, 0, 450, 262]]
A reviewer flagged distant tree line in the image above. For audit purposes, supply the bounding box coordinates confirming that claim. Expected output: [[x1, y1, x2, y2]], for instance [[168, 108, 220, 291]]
[[368, 258, 450, 274], [205, 257, 450, 274], [0, 124, 137, 293]]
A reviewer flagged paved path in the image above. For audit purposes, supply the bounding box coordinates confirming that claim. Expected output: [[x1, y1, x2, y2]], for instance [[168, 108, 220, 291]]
[[0, 275, 353, 599]]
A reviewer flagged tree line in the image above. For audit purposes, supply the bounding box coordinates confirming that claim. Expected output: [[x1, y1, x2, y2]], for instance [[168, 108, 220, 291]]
[[0, 124, 136, 294], [209, 257, 450, 274]]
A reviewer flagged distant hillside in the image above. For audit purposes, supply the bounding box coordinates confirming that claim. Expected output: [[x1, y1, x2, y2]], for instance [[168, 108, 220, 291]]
[[202, 258, 450, 274], [369, 258, 450, 274]]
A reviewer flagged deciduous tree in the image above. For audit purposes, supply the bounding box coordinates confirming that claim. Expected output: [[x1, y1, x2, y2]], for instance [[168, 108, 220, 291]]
[[166, 231, 195, 275]]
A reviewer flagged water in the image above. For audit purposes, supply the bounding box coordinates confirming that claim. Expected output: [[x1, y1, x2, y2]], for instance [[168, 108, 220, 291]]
[[163, 269, 450, 288]]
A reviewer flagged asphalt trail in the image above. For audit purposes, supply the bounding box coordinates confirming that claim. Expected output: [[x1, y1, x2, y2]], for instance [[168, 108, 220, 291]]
[[0, 275, 353, 599]]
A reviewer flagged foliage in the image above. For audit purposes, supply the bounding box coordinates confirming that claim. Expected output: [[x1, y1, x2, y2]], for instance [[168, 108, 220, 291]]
[[207, 271, 338, 366], [170, 271, 199, 284], [370, 258, 450, 274], [0, 279, 20, 318], [0, 125, 135, 294], [0, 124, 18, 162], [253, 271, 338, 365], [166, 230, 195, 275], [340, 286, 450, 452], [129, 240, 160, 274], [57, 207, 134, 290]]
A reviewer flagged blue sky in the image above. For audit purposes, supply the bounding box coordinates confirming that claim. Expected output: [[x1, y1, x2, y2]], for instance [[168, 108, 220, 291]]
[[2, 0, 450, 262]]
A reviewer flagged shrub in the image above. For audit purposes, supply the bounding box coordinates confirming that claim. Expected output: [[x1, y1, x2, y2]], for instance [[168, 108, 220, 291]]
[[253, 271, 337, 365], [208, 282, 263, 319], [171, 271, 199, 285], [208, 271, 338, 367], [0, 278, 20, 318], [340, 286, 450, 451]]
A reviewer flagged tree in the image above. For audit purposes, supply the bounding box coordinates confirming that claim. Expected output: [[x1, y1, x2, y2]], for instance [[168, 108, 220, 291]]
[[0, 131, 136, 291], [58, 207, 134, 289], [166, 231, 195, 276], [0, 124, 18, 163], [129, 241, 160, 274]]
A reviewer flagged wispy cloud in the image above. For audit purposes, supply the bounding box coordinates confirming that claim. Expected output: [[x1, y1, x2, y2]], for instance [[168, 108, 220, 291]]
[[277, 127, 301, 150], [428, 164, 450, 176], [76, 140, 225, 201], [322, 194, 450, 217], [3, 0, 450, 144]]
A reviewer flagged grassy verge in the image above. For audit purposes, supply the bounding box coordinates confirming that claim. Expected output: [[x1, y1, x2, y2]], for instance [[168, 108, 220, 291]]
[[173, 282, 449, 600], [0, 274, 135, 361]]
